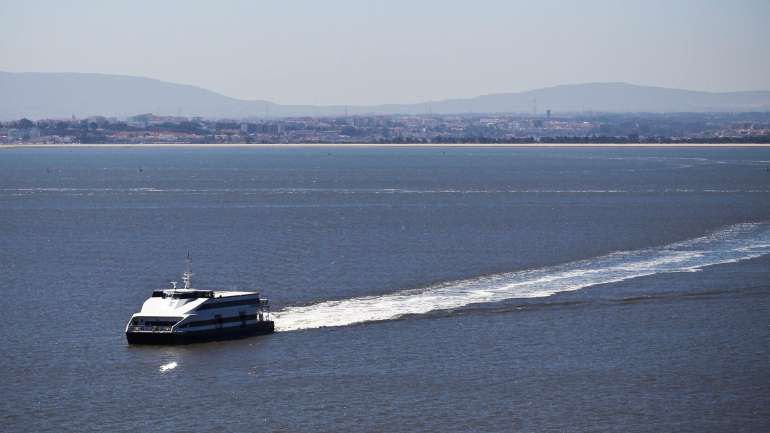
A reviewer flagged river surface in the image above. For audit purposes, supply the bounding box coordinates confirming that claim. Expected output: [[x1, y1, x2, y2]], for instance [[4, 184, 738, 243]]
[[1, 146, 769, 432]]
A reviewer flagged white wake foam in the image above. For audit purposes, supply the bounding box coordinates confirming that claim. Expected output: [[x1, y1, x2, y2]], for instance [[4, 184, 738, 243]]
[[274, 222, 770, 332]]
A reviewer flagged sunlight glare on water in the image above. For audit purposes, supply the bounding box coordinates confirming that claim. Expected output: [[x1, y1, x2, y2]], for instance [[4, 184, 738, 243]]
[[159, 361, 178, 372]]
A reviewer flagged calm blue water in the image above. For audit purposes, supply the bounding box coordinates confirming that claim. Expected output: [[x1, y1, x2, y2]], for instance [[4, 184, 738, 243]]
[[1, 147, 769, 432]]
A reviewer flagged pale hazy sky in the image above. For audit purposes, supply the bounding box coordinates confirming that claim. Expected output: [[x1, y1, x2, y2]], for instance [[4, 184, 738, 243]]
[[1, 0, 768, 105]]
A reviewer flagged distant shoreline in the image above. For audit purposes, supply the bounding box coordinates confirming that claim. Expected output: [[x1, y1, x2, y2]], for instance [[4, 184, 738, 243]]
[[2, 143, 770, 149]]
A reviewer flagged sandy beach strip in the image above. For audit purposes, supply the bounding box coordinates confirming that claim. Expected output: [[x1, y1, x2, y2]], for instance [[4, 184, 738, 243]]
[[2, 143, 770, 149]]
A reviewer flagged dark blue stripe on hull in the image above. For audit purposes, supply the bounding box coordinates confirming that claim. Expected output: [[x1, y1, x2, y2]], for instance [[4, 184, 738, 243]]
[[126, 321, 275, 345]]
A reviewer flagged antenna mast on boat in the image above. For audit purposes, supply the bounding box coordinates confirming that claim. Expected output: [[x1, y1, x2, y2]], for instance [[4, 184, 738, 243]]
[[182, 252, 193, 289]]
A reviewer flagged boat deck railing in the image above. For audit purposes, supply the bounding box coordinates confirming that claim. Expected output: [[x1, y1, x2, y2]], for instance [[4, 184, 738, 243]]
[[127, 325, 173, 333]]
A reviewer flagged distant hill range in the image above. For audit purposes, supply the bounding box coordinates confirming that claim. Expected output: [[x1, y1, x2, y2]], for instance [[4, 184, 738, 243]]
[[2, 71, 769, 120]]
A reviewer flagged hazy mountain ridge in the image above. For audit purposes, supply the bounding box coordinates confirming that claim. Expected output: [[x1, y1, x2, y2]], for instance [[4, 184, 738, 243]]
[[2, 71, 769, 120]]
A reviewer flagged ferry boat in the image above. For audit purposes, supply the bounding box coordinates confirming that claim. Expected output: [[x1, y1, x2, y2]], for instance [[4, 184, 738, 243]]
[[125, 256, 274, 344]]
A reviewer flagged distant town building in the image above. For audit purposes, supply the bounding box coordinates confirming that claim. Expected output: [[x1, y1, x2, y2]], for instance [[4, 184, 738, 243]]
[[2, 112, 769, 145]]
